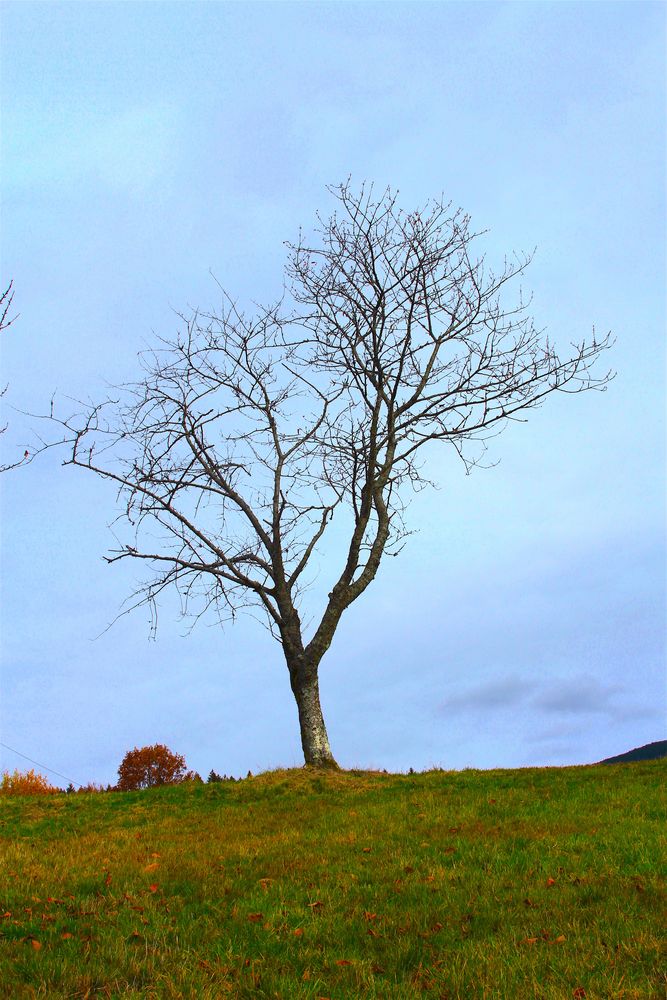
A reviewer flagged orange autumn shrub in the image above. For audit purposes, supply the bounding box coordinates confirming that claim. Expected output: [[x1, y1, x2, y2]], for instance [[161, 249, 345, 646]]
[[116, 744, 188, 791], [0, 768, 61, 796]]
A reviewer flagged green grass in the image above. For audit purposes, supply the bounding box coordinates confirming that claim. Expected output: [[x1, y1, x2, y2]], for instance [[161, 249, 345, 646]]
[[1, 760, 665, 999]]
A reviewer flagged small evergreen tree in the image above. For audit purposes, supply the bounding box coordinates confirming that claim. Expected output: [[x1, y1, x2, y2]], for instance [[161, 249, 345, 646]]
[[183, 770, 203, 783]]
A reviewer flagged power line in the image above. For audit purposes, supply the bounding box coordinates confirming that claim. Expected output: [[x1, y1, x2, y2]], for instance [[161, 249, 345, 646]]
[[0, 741, 82, 788]]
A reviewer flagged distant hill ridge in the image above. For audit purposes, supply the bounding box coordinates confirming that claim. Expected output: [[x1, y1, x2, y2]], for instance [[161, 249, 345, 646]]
[[597, 740, 667, 765]]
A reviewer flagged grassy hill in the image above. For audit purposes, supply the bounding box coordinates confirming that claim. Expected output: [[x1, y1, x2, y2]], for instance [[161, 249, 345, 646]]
[[598, 740, 667, 765], [0, 761, 665, 999]]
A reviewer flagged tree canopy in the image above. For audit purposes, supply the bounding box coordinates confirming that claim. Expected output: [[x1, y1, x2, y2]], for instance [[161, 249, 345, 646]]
[[40, 183, 614, 766]]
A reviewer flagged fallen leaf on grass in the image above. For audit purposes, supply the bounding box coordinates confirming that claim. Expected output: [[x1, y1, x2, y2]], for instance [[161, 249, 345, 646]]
[[573, 990, 586, 999], [546, 877, 556, 886], [371, 963, 385, 974], [294, 928, 304, 936], [144, 862, 159, 872], [363, 911, 378, 921], [362, 847, 372, 853], [307, 900, 324, 910], [30, 939, 42, 950], [247, 912, 263, 922], [61, 932, 74, 940], [523, 937, 539, 945], [148, 884, 159, 893], [335, 959, 352, 966]]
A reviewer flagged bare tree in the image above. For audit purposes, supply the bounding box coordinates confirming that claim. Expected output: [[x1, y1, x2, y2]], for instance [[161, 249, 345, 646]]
[[0, 281, 17, 334], [0, 281, 28, 471], [41, 183, 613, 768]]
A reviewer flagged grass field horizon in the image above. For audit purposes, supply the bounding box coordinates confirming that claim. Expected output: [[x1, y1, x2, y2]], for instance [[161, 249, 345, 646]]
[[1, 759, 664, 999]]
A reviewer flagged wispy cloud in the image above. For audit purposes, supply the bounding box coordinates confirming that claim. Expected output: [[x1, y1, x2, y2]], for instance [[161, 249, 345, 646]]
[[6, 105, 179, 196], [532, 675, 624, 716], [434, 672, 652, 726], [436, 675, 538, 711]]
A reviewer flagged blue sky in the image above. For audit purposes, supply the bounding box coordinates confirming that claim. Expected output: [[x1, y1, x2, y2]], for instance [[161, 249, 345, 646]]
[[1, 1, 664, 788]]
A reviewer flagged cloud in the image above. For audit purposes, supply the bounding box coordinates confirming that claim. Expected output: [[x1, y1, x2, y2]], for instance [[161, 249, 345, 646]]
[[436, 675, 538, 712], [6, 105, 179, 196], [88, 107, 177, 193], [531, 674, 624, 716], [433, 670, 656, 728]]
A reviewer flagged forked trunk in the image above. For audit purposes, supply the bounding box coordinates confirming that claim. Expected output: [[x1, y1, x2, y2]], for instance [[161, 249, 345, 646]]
[[291, 671, 339, 769]]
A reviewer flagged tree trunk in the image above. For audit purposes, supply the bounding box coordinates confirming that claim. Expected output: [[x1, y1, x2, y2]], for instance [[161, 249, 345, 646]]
[[291, 670, 339, 769]]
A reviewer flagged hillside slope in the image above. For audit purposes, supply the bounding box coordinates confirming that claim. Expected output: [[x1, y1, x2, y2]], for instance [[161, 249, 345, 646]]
[[597, 739, 667, 764]]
